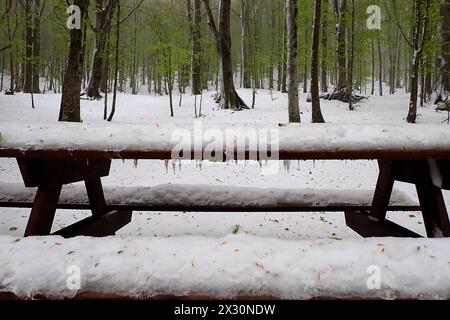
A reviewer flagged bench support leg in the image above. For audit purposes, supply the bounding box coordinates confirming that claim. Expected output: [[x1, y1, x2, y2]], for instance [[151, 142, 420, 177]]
[[415, 162, 450, 237], [24, 182, 62, 236], [18, 158, 133, 238], [53, 210, 132, 238], [344, 211, 421, 238], [85, 178, 107, 218], [371, 160, 396, 222], [346, 159, 450, 238]]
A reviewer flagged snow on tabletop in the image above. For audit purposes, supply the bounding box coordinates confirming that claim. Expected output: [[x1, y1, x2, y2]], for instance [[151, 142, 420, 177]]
[[1, 121, 450, 155], [0, 235, 449, 299]]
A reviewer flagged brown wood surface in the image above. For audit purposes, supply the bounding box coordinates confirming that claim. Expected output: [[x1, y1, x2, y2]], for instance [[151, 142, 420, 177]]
[[2, 148, 450, 161]]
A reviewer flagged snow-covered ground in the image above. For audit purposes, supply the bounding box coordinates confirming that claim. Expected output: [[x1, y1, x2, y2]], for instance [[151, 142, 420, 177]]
[[0, 85, 449, 299]]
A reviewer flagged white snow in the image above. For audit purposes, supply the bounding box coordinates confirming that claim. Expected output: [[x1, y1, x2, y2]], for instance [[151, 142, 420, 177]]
[[1, 86, 450, 299], [1, 121, 450, 158], [0, 182, 417, 209], [1, 235, 449, 299]]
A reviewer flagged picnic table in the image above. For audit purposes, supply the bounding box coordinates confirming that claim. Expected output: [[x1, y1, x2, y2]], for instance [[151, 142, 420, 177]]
[[0, 121, 449, 238]]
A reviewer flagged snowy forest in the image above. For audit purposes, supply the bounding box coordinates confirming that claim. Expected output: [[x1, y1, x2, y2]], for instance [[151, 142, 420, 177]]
[[1, 0, 450, 302], [0, 0, 448, 123]]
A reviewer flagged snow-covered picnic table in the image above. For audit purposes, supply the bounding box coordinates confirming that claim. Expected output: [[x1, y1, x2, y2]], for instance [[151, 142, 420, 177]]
[[0, 121, 449, 239], [1, 121, 450, 159]]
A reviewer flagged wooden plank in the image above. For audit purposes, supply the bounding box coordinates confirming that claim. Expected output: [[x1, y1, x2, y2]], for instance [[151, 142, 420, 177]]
[[52, 210, 132, 238], [2, 123, 450, 160], [0, 201, 421, 213], [0, 183, 420, 212], [24, 182, 62, 236], [345, 211, 422, 238], [3, 148, 450, 161]]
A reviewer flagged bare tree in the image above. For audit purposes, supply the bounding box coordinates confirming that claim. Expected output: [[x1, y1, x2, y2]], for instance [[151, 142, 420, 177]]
[[438, 0, 450, 96], [406, 0, 431, 123], [286, 0, 300, 123], [187, 0, 202, 95], [320, 0, 328, 93], [311, 0, 325, 122], [86, 0, 118, 99], [108, 0, 120, 122], [59, 0, 90, 122], [202, 0, 248, 110], [333, 0, 347, 91]]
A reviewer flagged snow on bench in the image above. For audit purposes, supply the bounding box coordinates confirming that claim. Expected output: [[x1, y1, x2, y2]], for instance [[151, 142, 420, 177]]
[[0, 183, 419, 212], [1, 121, 450, 160], [1, 235, 449, 300]]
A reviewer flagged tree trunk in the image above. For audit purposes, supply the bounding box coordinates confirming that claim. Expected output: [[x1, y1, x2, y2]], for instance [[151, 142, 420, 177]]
[[286, 0, 300, 123], [281, 2, 288, 93], [407, 0, 430, 123], [59, 0, 89, 122], [108, 0, 120, 122], [320, 0, 328, 93], [334, 0, 347, 91], [348, 0, 355, 110], [203, 0, 247, 110], [240, 0, 251, 88], [23, 0, 33, 93], [86, 0, 118, 99], [371, 39, 375, 95], [440, 0, 450, 95], [377, 32, 383, 96], [32, 0, 41, 93], [188, 0, 202, 95], [5, 0, 15, 93], [312, 0, 325, 123]]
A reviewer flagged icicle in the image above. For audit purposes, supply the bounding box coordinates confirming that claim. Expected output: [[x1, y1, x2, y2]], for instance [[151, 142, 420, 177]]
[[283, 160, 291, 173], [198, 160, 202, 171], [172, 160, 176, 174], [179, 160, 182, 171], [133, 159, 138, 168], [164, 160, 169, 174]]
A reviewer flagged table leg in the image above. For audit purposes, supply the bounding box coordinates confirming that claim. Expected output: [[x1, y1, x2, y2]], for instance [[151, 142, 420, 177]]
[[85, 178, 107, 217], [371, 160, 396, 222], [24, 181, 62, 236]]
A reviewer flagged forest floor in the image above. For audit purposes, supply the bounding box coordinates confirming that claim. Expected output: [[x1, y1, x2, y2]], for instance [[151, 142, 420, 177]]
[[0, 86, 450, 299]]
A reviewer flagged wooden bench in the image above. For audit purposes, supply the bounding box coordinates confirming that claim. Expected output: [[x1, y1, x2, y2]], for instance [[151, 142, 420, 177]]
[[0, 122, 449, 238]]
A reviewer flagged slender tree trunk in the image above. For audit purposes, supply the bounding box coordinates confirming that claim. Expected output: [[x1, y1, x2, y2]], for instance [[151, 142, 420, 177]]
[[377, 32, 383, 96], [320, 0, 328, 93], [108, 0, 120, 122], [281, 2, 288, 93], [407, 0, 430, 123], [1, 50, 4, 91], [312, 0, 325, 123], [348, 0, 355, 110], [439, 0, 450, 95], [240, 0, 251, 88], [286, 0, 300, 123], [59, 0, 90, 122], [371, 39, 375, 95], [188, 0, 202, 95], [334, 0, 347, 91], [32, 0, 41, 93], [86, 0, 118, 99], [23, 0, 33, 93]]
